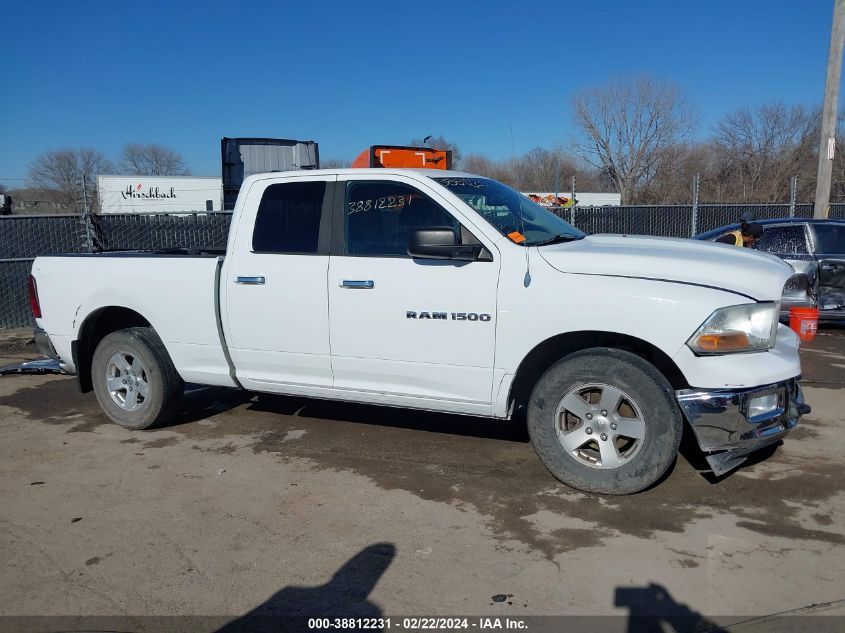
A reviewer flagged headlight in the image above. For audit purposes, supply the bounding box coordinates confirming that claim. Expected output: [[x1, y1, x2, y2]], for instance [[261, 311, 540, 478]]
[[687, 303, 779, 355]]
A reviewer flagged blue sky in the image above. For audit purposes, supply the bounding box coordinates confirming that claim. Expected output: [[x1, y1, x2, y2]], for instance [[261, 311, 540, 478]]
[[0, 0, 839, 182]]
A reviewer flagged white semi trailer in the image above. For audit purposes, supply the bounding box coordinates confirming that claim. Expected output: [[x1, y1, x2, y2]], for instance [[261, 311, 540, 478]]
[[97, 175, 223, 214]]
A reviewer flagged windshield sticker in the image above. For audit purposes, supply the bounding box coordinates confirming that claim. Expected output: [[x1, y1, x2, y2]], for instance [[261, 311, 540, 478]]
[[436, 178, 485, 188], [507, 231, 527, 243]]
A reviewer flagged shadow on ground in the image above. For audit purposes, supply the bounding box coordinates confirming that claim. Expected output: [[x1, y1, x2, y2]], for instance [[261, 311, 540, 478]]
[[216, 543, 395, 632], [246, 392, 530, 443], [615, 583, 726, 633]]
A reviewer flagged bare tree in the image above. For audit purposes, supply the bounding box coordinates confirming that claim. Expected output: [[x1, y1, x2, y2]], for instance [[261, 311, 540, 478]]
[[513, 147, 564, 191], [462, 154, 519, 187], [638, 143, 714, 203], [572, 77, 694, 203], [27, 148, 113, 208], [462, 148, 609, 196], [712, 103, 819, 202], [408, 135, 462, 168], [120, 143, 189, 176], [512, 146, 607, 193]]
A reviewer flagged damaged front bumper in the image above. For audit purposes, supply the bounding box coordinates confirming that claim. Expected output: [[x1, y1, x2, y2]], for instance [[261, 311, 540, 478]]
[[676, 377, 809, 476]]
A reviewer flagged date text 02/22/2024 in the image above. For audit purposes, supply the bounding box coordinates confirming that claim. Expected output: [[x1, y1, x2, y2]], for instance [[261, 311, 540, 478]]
[[307, 617, 528, 629]]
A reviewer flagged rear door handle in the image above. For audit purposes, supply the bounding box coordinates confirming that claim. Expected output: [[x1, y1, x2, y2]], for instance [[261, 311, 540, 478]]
[[236, 276, 266, 285], [340, 279, 374, 289]]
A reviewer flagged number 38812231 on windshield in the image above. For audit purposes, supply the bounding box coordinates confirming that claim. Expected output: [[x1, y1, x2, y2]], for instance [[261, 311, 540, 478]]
[[347, 195, 415, 214]]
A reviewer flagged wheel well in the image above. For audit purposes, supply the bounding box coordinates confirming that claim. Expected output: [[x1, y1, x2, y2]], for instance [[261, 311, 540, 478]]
[[508, 331, 689, 411], [75, 307, 150, 392]]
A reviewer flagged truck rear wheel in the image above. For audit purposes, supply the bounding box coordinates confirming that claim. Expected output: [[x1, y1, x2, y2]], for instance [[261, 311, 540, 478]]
[[91, 327, 184, 430], [527, 348, 682, 495]]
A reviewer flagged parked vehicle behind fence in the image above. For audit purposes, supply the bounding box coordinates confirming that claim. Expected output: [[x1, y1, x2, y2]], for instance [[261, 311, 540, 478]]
[[697, 218, 845, 322], [30, 169, 809, 494]]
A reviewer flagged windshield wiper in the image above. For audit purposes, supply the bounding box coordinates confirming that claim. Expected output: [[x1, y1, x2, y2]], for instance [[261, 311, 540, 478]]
[[532, 234, 582, 247]]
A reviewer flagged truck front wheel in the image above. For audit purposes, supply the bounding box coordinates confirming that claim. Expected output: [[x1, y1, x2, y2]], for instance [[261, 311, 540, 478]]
[[91, 327, 184, 430], [527, 348, 682, 494]]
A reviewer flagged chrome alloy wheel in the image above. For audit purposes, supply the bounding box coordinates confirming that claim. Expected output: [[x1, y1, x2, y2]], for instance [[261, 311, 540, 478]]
[[105, 351, 149, 412], [554, 382, 646, 469]]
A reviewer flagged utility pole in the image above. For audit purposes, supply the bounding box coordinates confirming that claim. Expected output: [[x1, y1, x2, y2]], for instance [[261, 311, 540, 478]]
[[814, 0, 845, 218]]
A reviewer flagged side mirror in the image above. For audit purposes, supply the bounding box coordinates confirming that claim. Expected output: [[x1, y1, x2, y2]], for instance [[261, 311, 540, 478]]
[[408, 228, 482, 261]]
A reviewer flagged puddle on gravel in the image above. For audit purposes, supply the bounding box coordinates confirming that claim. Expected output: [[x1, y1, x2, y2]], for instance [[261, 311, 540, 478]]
[[3, 374, 844, 559], [0, 377, 110, 432], [142, 436, 181, 449]]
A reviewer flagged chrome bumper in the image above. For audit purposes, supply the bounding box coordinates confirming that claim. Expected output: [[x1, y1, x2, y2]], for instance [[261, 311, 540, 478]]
[[676, 377, 809, 476]]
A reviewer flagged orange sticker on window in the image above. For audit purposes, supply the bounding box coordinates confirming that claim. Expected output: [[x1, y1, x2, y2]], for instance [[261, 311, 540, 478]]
[[507, 231, 526, 243]]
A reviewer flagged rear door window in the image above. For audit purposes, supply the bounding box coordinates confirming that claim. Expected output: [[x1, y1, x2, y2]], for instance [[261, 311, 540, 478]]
[[752, 225, 808, 255]]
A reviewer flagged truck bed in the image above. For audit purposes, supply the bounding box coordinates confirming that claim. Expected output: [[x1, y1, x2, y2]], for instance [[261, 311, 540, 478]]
[[32, 252, 236, 387], [44, 247, 226, 258]]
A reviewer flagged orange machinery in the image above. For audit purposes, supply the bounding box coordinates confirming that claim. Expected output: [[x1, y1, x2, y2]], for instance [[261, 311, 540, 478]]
[[351, 145, 452, 170]]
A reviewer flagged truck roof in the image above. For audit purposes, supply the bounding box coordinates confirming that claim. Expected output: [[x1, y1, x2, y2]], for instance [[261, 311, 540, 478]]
[[245, 168, 480, 180]]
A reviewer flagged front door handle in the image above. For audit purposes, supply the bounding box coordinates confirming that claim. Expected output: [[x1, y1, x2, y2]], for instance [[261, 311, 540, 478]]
[[340, 279, 374, 289], [236, 276, 266, 285]]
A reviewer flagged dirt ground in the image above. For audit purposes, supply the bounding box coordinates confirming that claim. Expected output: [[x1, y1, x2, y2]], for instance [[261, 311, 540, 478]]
[[0, 327, 844, 631]]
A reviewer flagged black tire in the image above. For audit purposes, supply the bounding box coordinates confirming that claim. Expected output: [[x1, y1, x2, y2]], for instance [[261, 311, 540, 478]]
[[527, 348, 682, 495], [91, 327, 184, 430]]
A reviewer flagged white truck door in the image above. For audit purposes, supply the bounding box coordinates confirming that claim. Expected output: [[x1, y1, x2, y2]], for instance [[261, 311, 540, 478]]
[[222, 175, 336, 391], [327, 175, 499, 415]]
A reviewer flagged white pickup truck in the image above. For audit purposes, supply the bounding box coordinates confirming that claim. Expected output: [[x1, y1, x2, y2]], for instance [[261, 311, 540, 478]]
[[30, 169, 809, 494]]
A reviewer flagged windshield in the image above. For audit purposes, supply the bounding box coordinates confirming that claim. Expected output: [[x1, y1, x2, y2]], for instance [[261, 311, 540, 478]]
[[433, 177, 585, 246]]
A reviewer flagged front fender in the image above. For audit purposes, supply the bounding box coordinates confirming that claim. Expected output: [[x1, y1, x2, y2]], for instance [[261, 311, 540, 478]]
[[491, 254, 759, 416]]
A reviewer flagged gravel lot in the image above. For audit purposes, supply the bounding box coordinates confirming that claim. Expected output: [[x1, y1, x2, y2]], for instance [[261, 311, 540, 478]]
[[0, 328, 844, 631]]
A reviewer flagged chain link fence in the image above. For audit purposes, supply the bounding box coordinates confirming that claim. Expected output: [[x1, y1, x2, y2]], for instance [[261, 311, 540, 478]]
[[90, 212, 232, 252], [564, 205, 694, 238], [0, 259, 39, 327], [557, 203, 845, 237], [2, 203, 845, 328]]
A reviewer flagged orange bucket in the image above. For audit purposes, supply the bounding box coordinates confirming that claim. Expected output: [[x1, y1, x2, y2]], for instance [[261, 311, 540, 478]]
[[789, 307, 819, 343]]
